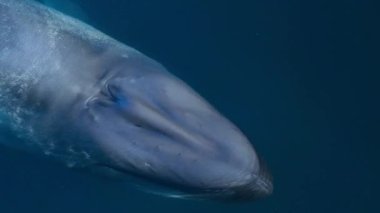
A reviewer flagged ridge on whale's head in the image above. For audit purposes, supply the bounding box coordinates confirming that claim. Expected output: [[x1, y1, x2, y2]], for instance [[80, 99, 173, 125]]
[[76, 53, 273, 201]]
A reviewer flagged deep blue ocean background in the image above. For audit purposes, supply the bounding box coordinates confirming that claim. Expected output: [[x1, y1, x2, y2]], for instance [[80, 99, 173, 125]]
[[0, 0, 378, 212]]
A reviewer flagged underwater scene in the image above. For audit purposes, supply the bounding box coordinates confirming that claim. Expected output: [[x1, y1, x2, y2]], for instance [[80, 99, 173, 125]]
[[0, 0, 378, 212]]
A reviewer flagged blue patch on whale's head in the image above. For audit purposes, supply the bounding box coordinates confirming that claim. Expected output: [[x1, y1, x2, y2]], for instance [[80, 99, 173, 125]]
[[116, 97, 129, 108]]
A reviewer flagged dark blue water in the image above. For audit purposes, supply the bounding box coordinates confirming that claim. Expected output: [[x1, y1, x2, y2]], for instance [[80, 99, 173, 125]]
[[0, 0, 378, 212]]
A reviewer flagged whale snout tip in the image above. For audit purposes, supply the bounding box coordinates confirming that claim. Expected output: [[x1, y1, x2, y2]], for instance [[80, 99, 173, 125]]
[[247, 173, 273, 199], [231, 169, 273, 201]]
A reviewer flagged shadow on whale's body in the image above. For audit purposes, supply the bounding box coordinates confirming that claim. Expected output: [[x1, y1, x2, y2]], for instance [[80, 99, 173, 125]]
[[0, 0, 272, 200]]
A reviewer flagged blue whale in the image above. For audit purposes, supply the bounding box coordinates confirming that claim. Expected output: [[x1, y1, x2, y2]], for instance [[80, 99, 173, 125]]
[[0, 0, 272, 200]]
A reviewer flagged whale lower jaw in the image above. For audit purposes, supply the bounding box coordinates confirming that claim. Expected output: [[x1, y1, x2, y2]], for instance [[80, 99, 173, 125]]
[[89, 162, 272, 201]]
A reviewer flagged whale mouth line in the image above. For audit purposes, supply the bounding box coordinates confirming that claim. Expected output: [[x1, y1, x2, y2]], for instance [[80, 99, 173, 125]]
[[95, 163, 272, 201]]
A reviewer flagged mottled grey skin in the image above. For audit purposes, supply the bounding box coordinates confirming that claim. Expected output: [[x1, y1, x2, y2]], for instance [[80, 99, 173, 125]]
[[0, 0, 272, 200]]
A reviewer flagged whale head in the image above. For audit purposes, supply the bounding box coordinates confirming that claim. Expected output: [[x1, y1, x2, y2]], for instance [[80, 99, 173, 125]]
[[79, 53, 273, 201], [0, 0, 271, 201]]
